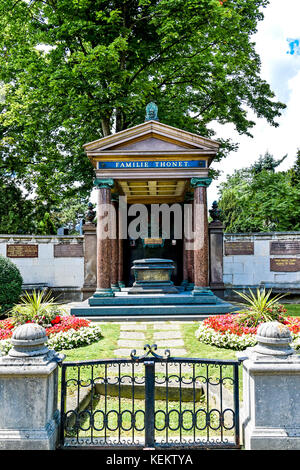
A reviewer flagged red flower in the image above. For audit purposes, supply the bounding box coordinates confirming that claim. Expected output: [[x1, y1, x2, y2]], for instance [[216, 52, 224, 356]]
[[45, 316, 90, 336]]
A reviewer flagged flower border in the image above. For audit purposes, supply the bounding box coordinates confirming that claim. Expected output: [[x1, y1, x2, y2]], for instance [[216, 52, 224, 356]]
[[0, 319, 103, 355], [195, 319, 300, 351]]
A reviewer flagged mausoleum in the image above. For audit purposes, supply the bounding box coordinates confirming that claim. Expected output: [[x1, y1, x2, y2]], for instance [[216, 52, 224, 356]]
[[71, 104, 236, 318]]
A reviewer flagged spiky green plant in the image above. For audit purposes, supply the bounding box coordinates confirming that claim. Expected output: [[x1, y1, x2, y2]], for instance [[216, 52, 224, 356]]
[[9, 289, 66, 327], [234, 288, 288, 327]]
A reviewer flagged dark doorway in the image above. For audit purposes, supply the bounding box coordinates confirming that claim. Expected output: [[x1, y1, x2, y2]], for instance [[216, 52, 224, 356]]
[[123, 204, 183, 287]]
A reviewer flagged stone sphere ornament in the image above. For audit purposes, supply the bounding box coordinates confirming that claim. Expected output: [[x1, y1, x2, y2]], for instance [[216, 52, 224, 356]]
[[9, 323, 50, 357], [254, 321, 294, 356]]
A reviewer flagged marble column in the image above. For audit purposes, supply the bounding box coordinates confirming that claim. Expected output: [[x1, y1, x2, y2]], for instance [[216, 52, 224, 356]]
[[118, 195, 126, 289], [94, 178, 114, 297], [182, 193, 194, 290], [111, 195, 120, 292], [118, 239, 125, 288], [190, 177, 212, 296]]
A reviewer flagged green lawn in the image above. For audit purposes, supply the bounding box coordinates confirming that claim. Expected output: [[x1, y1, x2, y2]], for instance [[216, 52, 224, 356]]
[[284, 303, 300, 316], [61, 304, 300, 363]]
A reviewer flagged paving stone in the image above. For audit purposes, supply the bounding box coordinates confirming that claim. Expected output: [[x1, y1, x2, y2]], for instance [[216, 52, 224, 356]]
[[153, 331, 182, 339], [119, 331, 146, 340], [153, 324, 180, 330], [120, 324, 147, 330], [114, 348, 146, 357], [156, 348, 187, 356], [154, 339, 185, 348], [117, 340, 145, 348]]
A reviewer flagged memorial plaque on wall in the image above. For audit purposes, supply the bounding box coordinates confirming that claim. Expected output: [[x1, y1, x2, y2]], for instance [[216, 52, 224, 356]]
[[224, 241, 254, 256], [54, 244, 83, 258], [270, 258, 300, 272], [6, 244, 38, 258], [270, 241, 300, 255]]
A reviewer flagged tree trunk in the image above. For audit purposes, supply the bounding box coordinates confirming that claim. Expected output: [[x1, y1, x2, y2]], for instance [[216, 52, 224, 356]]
[[101, 117, 111, 137]]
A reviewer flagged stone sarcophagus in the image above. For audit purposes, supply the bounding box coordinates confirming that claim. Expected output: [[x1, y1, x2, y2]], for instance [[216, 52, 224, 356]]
[[128, 258, 178, 294]]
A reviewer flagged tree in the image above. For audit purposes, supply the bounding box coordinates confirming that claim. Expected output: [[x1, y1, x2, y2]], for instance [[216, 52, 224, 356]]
[[250, 151, 287, 174], [0, 0, 286, 233], [218, 152, 300, 232], [289, 149, 300, 185]]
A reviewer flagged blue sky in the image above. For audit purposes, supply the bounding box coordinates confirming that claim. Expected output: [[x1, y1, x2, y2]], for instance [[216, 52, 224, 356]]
[[208, 0, 300, 207]]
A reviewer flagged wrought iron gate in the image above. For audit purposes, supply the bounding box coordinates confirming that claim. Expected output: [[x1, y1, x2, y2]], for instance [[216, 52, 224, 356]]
[[59, 345, 241, 449]]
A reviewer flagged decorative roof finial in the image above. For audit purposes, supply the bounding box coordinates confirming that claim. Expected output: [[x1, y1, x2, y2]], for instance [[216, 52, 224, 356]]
[[145, 102, 159, 121], [209, 200, 222, 222]]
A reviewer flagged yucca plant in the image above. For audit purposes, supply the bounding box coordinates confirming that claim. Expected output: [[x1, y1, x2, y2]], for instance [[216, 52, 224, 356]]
[[9, 289, 66, 327], [234, 288, 288, 328]]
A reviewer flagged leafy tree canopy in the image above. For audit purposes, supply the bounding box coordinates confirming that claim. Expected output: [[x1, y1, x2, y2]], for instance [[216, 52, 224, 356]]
[[218, 151, 300, 232], [0, 0, 286, 233]]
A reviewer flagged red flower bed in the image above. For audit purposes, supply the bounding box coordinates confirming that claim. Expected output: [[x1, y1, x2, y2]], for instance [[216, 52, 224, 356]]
[[203, 313, 300, 336], [0, 316, 91, 340], [45, 316, 90, 336]]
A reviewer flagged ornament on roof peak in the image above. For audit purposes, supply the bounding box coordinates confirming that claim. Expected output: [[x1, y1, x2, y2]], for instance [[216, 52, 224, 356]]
[[145, 102, 159, 121]]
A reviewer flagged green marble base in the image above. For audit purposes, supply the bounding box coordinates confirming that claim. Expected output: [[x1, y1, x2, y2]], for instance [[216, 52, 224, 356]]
[[92, 288, 114, 297], [111, 283, 121, 292], [71, 290, 239, 318], [192, 286, 215, 297]]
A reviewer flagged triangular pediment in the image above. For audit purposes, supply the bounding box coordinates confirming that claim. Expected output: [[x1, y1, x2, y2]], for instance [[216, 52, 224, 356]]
[[116, 137, 183, 151], [84, 120, 219, 154]]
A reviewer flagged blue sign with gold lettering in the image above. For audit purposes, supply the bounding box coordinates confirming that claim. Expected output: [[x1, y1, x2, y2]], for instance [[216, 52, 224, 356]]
[[98, 160, 206, 169]]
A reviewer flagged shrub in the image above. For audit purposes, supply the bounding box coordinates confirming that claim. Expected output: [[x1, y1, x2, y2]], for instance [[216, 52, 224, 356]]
[[8, 289, 67, 327], [0, 255, 23, 315], [234, 288, 287, 327]]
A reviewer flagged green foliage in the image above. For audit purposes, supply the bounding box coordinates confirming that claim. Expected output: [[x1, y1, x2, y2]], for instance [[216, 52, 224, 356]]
[[235, 288, 287, 327], [0, 0, 286, 234], [218, 152, 300, 232], [52, 199, 89, 234], [289, 149, 300, 185], [9, 289, 66, 327], [0, 255, 23, 314], [250, 151, 287, 174]]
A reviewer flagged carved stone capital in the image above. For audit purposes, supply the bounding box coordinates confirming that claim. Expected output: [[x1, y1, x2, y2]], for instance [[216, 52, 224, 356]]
[[93, 178, 114, 189], [190, 177, 212, 188]]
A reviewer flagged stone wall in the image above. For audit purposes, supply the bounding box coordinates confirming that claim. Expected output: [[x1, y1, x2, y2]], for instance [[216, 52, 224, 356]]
[[1, 231, 300, 302], [223, 231, 300, 294], [0, 234, 84, 301]]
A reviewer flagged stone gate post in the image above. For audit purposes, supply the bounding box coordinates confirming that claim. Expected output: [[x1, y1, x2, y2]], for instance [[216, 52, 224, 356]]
[[0, 323, 64, 450], [238, 321, 300, 450]]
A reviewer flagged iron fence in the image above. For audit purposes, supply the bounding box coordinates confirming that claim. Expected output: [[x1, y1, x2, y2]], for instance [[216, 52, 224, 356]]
[[59, 345, 241, 449]]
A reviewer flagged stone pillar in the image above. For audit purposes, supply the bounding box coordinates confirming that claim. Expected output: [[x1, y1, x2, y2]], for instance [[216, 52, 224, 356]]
[[0, 323, 64, 450], [181, 238, 188, 290], [238, 321, 300, 450], [182, 193, 194, 291], [208, 201, 224, 291], [110, 195, 120, 292], [94, 178, 114, 297], [81, 218, 97, 300], [190, 177, 212, 296], [118, 239, 125, 289]]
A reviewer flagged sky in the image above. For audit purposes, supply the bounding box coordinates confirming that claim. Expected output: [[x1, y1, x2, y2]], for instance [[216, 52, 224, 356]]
[[208, 0, 300, 208]]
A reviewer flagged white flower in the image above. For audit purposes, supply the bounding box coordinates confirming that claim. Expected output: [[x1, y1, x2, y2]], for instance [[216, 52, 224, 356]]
[[0, 324, 103, 355], [195, 321, 300, 351]]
